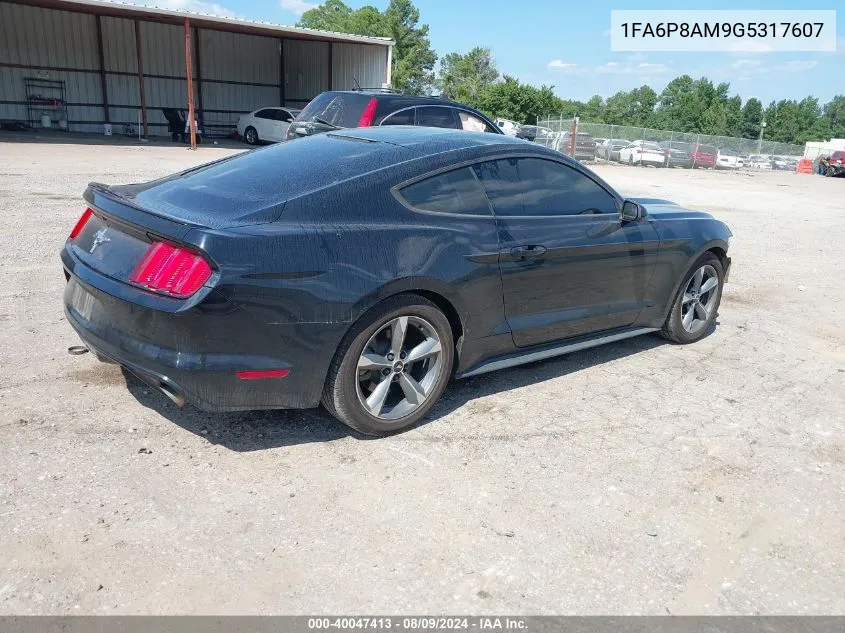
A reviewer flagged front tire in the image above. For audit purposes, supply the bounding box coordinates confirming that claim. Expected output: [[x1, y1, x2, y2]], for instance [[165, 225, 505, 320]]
[[244, 126, 259, 145], [322, 295, 454, 436], [660, 253, 724, 344]]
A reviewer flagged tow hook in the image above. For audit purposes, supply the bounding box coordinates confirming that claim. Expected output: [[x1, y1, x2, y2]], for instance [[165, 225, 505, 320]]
[[67, 345, 89, 356]]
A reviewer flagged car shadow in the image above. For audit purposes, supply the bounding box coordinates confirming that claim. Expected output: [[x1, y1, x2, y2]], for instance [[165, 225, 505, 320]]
[[122, 330, 679, 451]]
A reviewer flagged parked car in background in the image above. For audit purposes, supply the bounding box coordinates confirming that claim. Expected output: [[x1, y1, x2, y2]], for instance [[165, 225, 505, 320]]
[[715, 148, 744, 170], [747, 155, 772, 170], [62, 126, 732, 436], [659, 141, 694, 168], [558, 132, 597, 161], [690, 144, 717, 169], [286, 90, 502, 140], [593, 138, 607, 146], [597, 138, 630, 161], [494, 118, 521, 136], [516, 124, 551, 142], [237, 107, 301, 144], [619, 140, 665, 167], [770, 156, 792, 171]]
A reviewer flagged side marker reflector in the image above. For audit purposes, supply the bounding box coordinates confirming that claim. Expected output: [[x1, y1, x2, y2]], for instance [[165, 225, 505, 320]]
[[236, 369, 290, 380]]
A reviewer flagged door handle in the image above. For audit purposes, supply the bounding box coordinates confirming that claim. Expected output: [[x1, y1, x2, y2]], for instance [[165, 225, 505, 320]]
[[510, 245, 547, 260]]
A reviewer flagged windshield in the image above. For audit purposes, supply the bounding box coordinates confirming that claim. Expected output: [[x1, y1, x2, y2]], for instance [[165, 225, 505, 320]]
[[294, 92, 374, 127]]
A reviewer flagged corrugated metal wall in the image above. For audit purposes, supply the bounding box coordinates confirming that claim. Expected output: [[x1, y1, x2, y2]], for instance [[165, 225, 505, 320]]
[[0, 2, 103, 132], [283, 39, 329, 107], [0, 1, 390, 136], [332, 43, 389, 92], [199, 29, 280, 130]]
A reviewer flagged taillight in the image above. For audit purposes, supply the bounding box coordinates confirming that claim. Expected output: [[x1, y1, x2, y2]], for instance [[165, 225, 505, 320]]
[[69, 208, 94, 240], [129, 241, 211, 298], [357, 98, 378, 127]]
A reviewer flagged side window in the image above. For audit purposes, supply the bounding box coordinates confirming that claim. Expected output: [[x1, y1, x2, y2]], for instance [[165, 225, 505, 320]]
[[255, 109, 274, 120], [398, 167, 491, 216], [416, 106, 460, 129], [473, 158, 618, 216], [280, 109, 294, 123], [381, 108, 415, 126], [457, 111, 497, 133]]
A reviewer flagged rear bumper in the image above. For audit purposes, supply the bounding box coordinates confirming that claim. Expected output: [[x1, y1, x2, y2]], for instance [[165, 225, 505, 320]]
[[62, 264, 338, 412]]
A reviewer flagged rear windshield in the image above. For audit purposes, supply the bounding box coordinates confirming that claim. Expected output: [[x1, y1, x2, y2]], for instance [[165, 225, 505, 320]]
[[295, 92, 374, 128], [641, 142, 661, 150], [127, 133, 411, 228], [696, 145, 717, 154]]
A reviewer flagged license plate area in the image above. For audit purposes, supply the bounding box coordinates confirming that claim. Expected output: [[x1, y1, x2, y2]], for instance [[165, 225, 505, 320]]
[[69, 281, 97, 322]]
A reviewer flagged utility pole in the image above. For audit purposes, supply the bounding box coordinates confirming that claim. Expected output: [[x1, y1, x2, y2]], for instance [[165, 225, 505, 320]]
[[757, 120, 766, 155]]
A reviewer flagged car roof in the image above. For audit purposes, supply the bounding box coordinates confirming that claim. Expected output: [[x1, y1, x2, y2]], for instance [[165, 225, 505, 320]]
[[328, 90, 466, 107], [327, 125, 529, 153]]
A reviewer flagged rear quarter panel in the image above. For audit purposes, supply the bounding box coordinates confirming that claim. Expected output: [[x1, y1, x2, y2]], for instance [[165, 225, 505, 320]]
[[191, 152, 510, 377]]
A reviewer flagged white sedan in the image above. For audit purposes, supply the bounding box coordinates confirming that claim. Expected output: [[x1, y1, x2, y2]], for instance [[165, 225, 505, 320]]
[[618, 140, 665, 167], [237, 107, 301, 144]]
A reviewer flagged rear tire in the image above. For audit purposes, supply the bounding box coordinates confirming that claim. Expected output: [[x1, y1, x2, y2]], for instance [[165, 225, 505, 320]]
[[322, 295, 454, 436], [244, 126, 258, 145], [660, 253, 724, 344]]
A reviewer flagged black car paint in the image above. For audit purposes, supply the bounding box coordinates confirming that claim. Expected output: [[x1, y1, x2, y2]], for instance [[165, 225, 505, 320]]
[[62, 127, 731, 412]]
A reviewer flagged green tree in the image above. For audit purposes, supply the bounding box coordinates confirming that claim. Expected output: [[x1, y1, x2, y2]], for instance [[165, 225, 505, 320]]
[[437, 47, 499, 108], [298, 0, 437, 94], [823, 95, 845, 138], [475, 75, 566, 125], [741, 98, 764, 139], [725, 95, 742, 137]]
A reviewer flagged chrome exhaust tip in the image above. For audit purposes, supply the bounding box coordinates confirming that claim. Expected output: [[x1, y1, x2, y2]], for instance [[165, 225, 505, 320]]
[[159, 382, 186, 407]]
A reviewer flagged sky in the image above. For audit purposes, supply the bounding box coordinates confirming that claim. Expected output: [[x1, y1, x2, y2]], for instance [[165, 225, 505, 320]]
[[142, 0, 844, 105]]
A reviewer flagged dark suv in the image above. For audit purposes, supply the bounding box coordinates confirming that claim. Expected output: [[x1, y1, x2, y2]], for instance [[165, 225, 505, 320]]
[[286, 90, 502, 140]]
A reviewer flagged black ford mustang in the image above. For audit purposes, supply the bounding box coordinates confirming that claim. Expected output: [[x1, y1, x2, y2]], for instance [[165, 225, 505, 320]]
[[62, 127, 732, 435]]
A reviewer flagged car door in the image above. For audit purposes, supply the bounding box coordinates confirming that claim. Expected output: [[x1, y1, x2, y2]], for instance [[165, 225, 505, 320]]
[[252, 109, 276, 140], [277, 108, 296, 139], [473, 156, 661, 347]]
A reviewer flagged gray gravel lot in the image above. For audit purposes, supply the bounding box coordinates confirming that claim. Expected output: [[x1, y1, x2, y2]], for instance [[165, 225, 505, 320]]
[[0, 137, 843, 615]]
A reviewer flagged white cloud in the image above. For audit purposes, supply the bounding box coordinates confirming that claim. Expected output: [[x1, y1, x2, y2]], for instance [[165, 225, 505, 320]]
[[547, 59, 577, 69], [595, 60, 666, 75], [137, 0, 238, 17], [732, 58, 762, 70], [775, 60, 819, 72], [280, 0, 316, 15]]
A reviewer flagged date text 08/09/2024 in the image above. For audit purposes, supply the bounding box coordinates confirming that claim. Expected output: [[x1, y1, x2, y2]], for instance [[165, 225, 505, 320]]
[[307, 617, 528, 630], [620, 22, 825, 39]]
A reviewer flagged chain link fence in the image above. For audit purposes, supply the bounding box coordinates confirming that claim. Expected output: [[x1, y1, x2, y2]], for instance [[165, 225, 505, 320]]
[[535, 116, 805, 169]]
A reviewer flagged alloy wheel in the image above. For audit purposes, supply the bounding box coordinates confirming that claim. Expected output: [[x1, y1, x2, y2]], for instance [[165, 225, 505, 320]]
[[681, 264, 719, 334], [355, 315, 443, 421]]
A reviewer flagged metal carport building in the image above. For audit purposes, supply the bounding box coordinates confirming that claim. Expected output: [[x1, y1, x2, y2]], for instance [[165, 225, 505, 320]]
[[0, 0, 394, 137]]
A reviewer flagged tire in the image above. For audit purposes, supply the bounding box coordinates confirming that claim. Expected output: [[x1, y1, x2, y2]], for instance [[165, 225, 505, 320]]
[[628, 155, 633, 166], [660, 253, 724, 344], [244, 126, 258, 145], [322, 294, 455, 436]]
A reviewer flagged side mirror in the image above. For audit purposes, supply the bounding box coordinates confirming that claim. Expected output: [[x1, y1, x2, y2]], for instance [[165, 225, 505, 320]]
[[621, 200, 642, 222]]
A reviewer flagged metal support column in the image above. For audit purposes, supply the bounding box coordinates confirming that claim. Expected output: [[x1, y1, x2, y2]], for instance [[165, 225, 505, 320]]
[[133, 20, 148, 138], [184, 18, 197, 150], [95, 15, 109, 124]]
